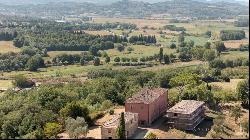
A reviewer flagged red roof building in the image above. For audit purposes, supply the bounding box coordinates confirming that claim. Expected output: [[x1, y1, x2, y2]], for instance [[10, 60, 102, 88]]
[[125, 88, 168, 126]]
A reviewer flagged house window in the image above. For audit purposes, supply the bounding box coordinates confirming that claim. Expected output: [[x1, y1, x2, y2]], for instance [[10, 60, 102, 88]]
[[174, 113, 178, 117], [130, 105, 133, 110], [108, 129, 111, 133], [140, 120, 145, 126], [131, 120, 133, 124]]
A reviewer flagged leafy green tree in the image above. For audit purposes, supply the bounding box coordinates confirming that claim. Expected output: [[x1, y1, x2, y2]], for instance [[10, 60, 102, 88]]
[[203, 49, 216, 61], [65, 117, 88, 139], [170, 72, 201, 101], [236, 79, 249, 107], [105, 56, 111, 63], [209, 59, 225, 69], [164, 54, 170, 64], [214, 41, 226, 55], [22, 128, 44, 139], [12, 75, 33, 88], [127, 47, 134, 52], [230, 105, 242, 123], [60, 102, 91, 122], [44, 122, 62, 139], [93, 57, 100, 66], [205, 31, 212, 38], [116, 112, 126, 139], [187, 40, 194, 48], [89, 45, 99, 56], [114, 57, 120, 62], [140, 57, 146, 62], [178, 51, 192, 62], [21, 46, 38, 56], [26, 55, 44, 71], [178, 31, 185, 43], [131, 57, 138, 62], [116, 44, 125, 52], [101, 100, 113, 111], [204, 42, 211, 49], [169, 43, 176, 49]]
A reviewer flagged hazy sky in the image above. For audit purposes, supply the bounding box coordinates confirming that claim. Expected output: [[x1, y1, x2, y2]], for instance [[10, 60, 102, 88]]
[[0, 0, 248, 5]]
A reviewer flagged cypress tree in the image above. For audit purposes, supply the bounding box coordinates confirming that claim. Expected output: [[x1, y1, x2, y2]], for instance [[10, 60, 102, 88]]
[[116, 112, 126, 139], [159, 48, 164, 63], [164, 54, 170, 64]]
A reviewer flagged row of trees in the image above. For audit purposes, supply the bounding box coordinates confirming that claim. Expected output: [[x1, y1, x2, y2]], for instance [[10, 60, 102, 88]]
[[234, 19, 249, 27], [13, 31, 126, 52], [129, 34, 157, 44], [209, 58, 249, 69], [64, 22, 137, 31], [220, 30, 245, 41], [0, 29, 17, 41], [163, 25, 186, 31], [0, 52, 45, 72]]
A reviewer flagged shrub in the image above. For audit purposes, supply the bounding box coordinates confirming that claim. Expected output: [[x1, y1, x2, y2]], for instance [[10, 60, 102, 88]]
[[169, 43, 177, 49], [144, 132, 157, 139], [114, 57, 120, 62], [44, 122, 63, 139], [12, 75, 34, 88], [109, 109, 114, 115], [127, 47, 134, 52]]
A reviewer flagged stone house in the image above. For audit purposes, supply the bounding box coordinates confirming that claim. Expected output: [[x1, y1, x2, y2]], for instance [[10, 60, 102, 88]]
[[125, 88, 168, 126], [101, 112, 138, 139], [166, 100, 205, 130]]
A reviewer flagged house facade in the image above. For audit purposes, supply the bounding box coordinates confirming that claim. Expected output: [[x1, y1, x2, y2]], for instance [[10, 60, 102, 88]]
[[166, 100, 205, 130], [125, 88, 168, 126], [101, 112, 138, 139]]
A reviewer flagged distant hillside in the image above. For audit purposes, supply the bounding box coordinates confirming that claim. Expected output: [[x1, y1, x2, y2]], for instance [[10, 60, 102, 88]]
[[0, 0, 248, 19]]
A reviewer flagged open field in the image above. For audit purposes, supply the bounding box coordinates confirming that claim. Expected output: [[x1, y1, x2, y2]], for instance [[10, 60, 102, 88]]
[[210, 79, 244, 91], [107, 45, 176, 59], [93, 17, 169, 28], [139, 60, 205, 72], [224, 39, 249, 48], [47, 51, 86, 57], [93, 17, 249, 35], [0, 65, 103, 79], [0, 80, 13, 90], [0, 41, 20, 53], [84, 30, 112, 35], [221, 51, 249, 60]]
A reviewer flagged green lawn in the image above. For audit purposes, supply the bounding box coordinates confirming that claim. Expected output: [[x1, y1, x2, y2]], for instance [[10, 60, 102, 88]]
[[221, 51, 249, 60], [1, 65, 107, 79], [106, 45, 176, 59]]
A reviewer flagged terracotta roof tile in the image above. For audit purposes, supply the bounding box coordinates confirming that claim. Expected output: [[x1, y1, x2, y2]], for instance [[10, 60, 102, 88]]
[[167, 100, 205, 114], [126, 88, 168, 104]]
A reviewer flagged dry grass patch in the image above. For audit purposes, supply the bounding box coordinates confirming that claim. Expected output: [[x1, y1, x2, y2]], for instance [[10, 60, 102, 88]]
[[210, 79, 244, 91], [0, 80, 13, 90], [224, 39, 249, 48], [0, 41, 20, 53], [84, 30, 112, 35]]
